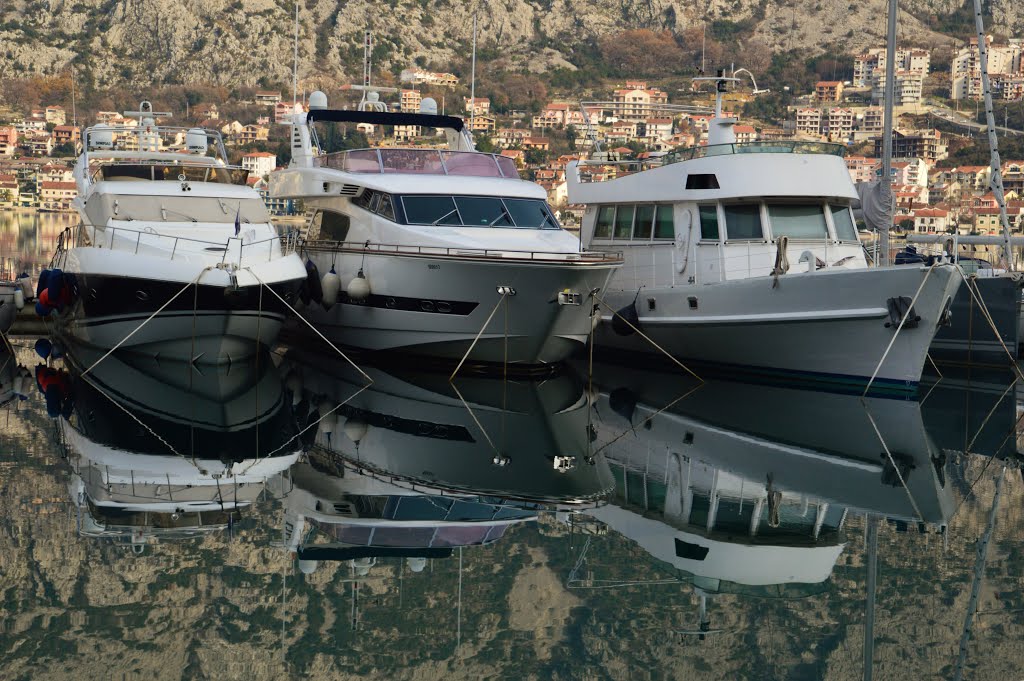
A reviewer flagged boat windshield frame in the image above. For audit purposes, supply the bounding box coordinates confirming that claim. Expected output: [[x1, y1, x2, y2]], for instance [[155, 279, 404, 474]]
[[317, 147, 521, 179]]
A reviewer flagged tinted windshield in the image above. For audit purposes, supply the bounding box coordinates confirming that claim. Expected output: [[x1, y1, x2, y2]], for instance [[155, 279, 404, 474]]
[[399, 195, 560, 229]]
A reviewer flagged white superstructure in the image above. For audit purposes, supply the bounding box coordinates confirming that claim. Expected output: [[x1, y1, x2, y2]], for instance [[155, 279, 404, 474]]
[[269, 93, 621, 367], [567, 75, 961, 392], [50, 101, 306, 363]]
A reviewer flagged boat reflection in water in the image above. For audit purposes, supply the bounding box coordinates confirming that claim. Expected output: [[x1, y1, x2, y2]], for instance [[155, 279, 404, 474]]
[[576, 362, 958, 635], [58, 343, 302, 551], [279, 350, 614, 506], [273, 453, 540, 577], [270, 351, 615, 575]]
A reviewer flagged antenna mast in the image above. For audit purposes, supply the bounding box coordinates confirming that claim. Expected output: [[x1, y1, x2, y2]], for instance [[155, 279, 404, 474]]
[[363, 30, 372, 87], [469, 14, 478, 136], [292, 1, 299, 106]]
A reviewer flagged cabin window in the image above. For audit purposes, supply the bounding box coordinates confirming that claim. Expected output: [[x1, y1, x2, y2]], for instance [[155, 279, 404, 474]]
[[377, 194, 396, 221], [685, 173, 720, 190], [723, 204, 763, 240], [368, 192, 381, 213], [353, 189, 375, 210], [654, 205, 675, 239], [402, 195, 462, 225], [767, 204, 829, 239], [399, 195, 559, 229], [310, 210, 351, 242], [503, 198, 559, 229], [594, 206, 615, 238], [830, 204, 858, 240], [634, 205, 655, 239], [614, 205, 635, 238], [698, 204, 719, 240], [454, 196, 513, 226]]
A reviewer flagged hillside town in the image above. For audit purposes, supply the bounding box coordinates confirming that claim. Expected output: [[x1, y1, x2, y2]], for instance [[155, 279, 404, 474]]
[[0, 34, 1022, 235]]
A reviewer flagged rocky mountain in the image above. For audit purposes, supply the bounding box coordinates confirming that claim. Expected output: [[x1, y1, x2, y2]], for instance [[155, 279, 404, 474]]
[[2, 0, 1024, 93]]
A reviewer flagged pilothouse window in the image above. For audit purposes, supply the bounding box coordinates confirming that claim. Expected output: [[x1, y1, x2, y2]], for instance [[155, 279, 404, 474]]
[[654, 205, 674, 239], [454, 196, 513, 226], [723, 204, 763, 240], [767, 204, 829, 239], [594, 206, 615, 239], [614, 205, 635, 238], [698, 204, 719, 240], [634, 205, 654, 239], [830, 204, 858, 240]]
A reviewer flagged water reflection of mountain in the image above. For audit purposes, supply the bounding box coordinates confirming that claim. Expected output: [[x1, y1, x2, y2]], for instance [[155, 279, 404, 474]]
[[59, 343, 301, 547], [279, 349, 614, 506]]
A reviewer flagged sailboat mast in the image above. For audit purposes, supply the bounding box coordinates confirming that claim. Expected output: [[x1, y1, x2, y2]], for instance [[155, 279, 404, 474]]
[[879, 0, 898, 267], [971, 0, 1015, 270]]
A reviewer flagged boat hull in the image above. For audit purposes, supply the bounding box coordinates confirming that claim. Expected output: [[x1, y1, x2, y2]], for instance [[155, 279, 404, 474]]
[[593, 264, 962, 393], [57, 252, 304, 363], [293, 249, 619, 366]]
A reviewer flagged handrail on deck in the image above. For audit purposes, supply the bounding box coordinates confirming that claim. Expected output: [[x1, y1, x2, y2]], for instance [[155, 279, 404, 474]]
[[51, 222, 300, 270], [576, 140, 847, 182], [303, 237, 623, 263]]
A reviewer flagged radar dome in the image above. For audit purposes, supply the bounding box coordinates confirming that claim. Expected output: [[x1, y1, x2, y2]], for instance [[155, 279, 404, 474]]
[[185, 128, 207, 153], [419, 97, 438, 115], [407, 557, 427, 573], [308, 91, 328, 110], [90, 125, 114, 150], [366, 91, 380, 103], [298, 559, 319, 575]]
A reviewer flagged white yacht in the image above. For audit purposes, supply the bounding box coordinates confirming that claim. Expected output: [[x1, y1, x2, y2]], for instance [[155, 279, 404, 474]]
[[60, 343, 302, 547], [269, 92, 621, 367], [567, 76, 962, 393], [50, 101, 306, 364], [278, 348, 614, 506]]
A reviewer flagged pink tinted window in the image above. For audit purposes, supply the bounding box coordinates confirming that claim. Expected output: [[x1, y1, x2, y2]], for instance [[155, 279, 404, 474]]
[[380, 149, 445, 174], [342, 150, 381, 173], [441, 151, 503, 177], [495, 156, 520, 178]]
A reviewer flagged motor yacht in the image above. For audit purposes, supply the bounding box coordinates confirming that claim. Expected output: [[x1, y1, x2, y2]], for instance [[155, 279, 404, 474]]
[[269, 91, 622, 367], [50, 101, 306, 364], [59, 343, 302, 549], [566, 75, 962, 393]]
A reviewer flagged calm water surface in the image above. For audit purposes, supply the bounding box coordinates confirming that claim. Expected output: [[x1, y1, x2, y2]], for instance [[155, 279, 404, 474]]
[[2, 213, 1024, 680]]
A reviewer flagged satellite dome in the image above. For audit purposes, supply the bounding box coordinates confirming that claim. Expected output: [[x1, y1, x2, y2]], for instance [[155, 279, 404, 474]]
[[309, 90, 328, 110], [407, 557, 427, 573], [298, 559, 319, 575], [420, 97, 438, 115], [366, 91, 380, 103]]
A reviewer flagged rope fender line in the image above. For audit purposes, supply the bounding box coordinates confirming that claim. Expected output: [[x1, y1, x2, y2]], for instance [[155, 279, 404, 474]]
[[244, 267, 373, 386], [862, 264, 936, 397], [81, 266, 215, 378], [592, 293, 703, 383], [449, 290, 509, 382]]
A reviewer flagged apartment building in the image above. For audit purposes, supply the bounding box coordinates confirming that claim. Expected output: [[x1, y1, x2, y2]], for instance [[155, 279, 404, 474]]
[[873, 129, 947, 163], [951, 35, 1023, 100], [870, 71, 924, 105], [815, 81, 844, 102], [611, 82, 668, 122], [400, 89, 422, 113], [854, 48, 930, 87]]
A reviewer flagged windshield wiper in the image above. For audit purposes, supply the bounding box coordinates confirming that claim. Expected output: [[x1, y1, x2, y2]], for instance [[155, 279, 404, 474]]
[[431, 208, 460, 225]]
